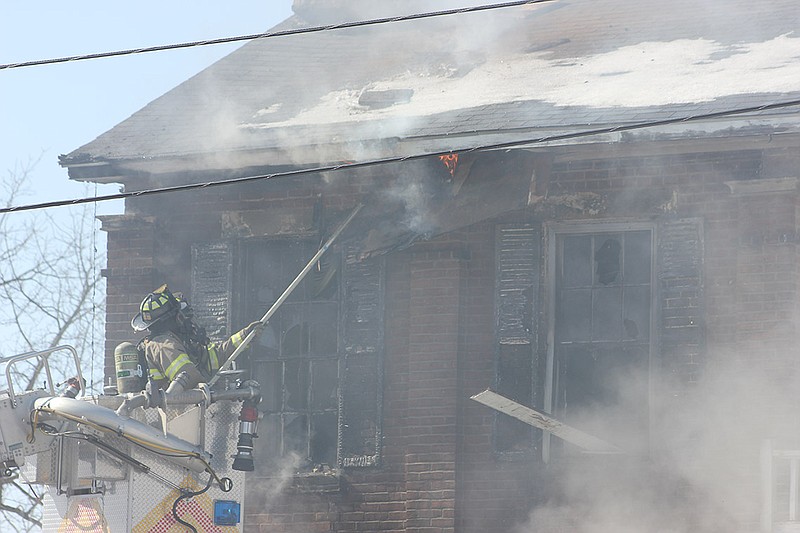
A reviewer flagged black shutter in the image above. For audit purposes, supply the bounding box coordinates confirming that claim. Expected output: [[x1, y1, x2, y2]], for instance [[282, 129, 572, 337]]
[[191, 241, 234, 343], [494, 224, 541, 455], [339, 245, 385, 467], [658, 218, 705, 386], [496, 225, 541, 345]]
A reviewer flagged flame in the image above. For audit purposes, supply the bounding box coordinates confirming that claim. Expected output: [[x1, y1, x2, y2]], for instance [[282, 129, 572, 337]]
[[438, 153, 459, 179]]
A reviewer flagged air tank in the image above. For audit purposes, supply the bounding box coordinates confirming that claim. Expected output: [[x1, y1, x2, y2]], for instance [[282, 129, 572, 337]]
[[114, 341, 145, 393]]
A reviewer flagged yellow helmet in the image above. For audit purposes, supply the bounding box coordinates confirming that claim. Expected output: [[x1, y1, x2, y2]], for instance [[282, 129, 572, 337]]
[[131, 284, 180, 332]]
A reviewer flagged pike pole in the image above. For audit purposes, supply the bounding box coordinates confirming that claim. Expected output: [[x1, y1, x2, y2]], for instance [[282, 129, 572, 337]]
[[208, 204, 362, 387]]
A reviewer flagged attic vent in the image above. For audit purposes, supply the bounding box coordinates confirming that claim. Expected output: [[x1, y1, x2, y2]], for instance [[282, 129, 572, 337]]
[[358, 89, 414, 109]]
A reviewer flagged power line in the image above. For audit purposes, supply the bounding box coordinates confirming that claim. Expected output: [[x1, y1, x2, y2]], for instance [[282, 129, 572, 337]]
[[2, 97, 798, 215], [0, 0, 556, 71]]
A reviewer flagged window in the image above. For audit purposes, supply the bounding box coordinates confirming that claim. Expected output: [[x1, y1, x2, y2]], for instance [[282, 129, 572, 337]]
[[243, 240, 341, 470], [545, 225, 655, 459], [495, 219, 704, 461], [189, 238, 385, 473]]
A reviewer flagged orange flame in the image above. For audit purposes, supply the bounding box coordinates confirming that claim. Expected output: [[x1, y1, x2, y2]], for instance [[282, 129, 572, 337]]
[[438, 153, 459, 178]]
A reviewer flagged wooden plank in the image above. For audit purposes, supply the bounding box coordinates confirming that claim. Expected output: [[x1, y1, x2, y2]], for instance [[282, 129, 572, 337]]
[[470, 389, 624, 454]]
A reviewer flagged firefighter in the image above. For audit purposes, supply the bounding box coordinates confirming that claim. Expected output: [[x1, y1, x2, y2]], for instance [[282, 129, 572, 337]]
[[131, 284, 262, 393]]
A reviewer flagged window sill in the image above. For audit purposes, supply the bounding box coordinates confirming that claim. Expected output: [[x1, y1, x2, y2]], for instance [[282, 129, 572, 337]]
[[291, 469, 341, 493], [724, 177, 799, 196]]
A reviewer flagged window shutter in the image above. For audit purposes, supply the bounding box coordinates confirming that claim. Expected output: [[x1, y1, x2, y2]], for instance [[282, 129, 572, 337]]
[[339, 245, 385, 468], [191, 241, 234, 343], [494, 224, 542, 455], [657, 218, 705, 385], [496, 225, 541, 345]]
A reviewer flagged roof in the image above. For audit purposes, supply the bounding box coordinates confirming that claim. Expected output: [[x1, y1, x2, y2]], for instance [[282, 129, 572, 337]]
[[61, 0, 800, 181]]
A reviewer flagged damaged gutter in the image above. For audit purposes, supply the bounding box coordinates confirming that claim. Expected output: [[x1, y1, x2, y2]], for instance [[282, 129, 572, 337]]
[[60, 137, 401, 184], [61, 111, 800, 186]]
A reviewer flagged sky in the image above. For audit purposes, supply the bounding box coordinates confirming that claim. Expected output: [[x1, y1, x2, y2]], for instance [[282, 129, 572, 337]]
[[0, 1, 294, 217]]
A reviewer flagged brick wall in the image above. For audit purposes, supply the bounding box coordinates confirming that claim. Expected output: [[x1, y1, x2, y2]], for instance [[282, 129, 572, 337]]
[[103, 147, 800, 532], [100, 214, 157, 387], [403, 248, 461, 532]]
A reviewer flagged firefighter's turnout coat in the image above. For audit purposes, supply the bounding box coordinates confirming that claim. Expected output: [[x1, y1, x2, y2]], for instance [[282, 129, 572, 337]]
[[142, 325, 252, 390]]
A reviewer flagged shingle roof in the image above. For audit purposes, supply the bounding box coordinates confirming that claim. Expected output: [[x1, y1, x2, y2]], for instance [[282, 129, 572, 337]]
[[61, 0, 800, 179]]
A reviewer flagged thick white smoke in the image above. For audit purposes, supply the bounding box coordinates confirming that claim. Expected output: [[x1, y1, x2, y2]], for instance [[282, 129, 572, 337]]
[[513, 342, 800, 533]]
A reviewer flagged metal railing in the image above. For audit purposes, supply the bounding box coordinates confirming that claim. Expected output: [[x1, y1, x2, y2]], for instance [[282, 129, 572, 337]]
[[0, 345, 83, 406]]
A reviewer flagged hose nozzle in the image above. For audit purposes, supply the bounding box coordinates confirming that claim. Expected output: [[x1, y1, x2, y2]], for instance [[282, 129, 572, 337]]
[[232, 383, 261, 471]]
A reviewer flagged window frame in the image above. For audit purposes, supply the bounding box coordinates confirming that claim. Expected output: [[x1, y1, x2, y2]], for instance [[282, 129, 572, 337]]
[[192, 230, 386, 476], [238, 237, 343, 469], [543, 220, 658, 462]]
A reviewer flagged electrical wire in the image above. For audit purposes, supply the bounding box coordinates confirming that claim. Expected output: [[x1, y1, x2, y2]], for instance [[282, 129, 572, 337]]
[[1, 97, 799, 215], [0, 0, 556, 71]]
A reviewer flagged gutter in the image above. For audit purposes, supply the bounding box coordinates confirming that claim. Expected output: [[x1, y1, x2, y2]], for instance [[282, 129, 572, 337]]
[[60, 116, 800, 185]]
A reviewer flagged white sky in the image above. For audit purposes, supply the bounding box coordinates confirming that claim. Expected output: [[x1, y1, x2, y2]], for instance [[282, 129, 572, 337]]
[[0, 1, 294, 217]]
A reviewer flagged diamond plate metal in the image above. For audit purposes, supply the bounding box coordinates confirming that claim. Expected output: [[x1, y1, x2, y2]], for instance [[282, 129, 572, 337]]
[[41, 400, 246, 532]]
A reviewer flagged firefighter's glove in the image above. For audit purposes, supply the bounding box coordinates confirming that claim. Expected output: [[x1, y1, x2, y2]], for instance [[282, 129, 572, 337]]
[[244, 321, 266, 339], [145, 378, 165, 409]]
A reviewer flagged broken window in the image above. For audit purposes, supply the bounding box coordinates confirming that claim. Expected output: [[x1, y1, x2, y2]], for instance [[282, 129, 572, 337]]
[[242, 239, 341, 470], [548, 227, 653, 458], [493, 219, 704, 462], [220, 238, 386, 473], [192, 234, 385, 474]]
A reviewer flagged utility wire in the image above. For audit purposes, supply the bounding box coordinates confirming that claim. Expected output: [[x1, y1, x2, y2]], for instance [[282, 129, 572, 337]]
[[0, 0, 556, 71], [1, 98, 798, 215]]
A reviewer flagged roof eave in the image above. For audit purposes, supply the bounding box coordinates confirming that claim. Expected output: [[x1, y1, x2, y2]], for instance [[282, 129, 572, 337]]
[[62, 117, 800, 184]]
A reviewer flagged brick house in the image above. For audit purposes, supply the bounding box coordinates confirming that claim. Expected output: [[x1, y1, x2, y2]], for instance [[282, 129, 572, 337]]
[[60, 1, 800, 531]]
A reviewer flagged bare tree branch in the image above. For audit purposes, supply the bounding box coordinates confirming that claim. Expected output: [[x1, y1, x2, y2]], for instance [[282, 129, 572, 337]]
[[0, 160, 104, 530]]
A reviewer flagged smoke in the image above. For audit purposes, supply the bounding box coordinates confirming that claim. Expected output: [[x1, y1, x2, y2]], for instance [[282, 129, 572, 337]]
[[131, 3, 800, 532], [382, 173, 438, 235], [512, 340, 800, 533], [246, 451, 304, 509]]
